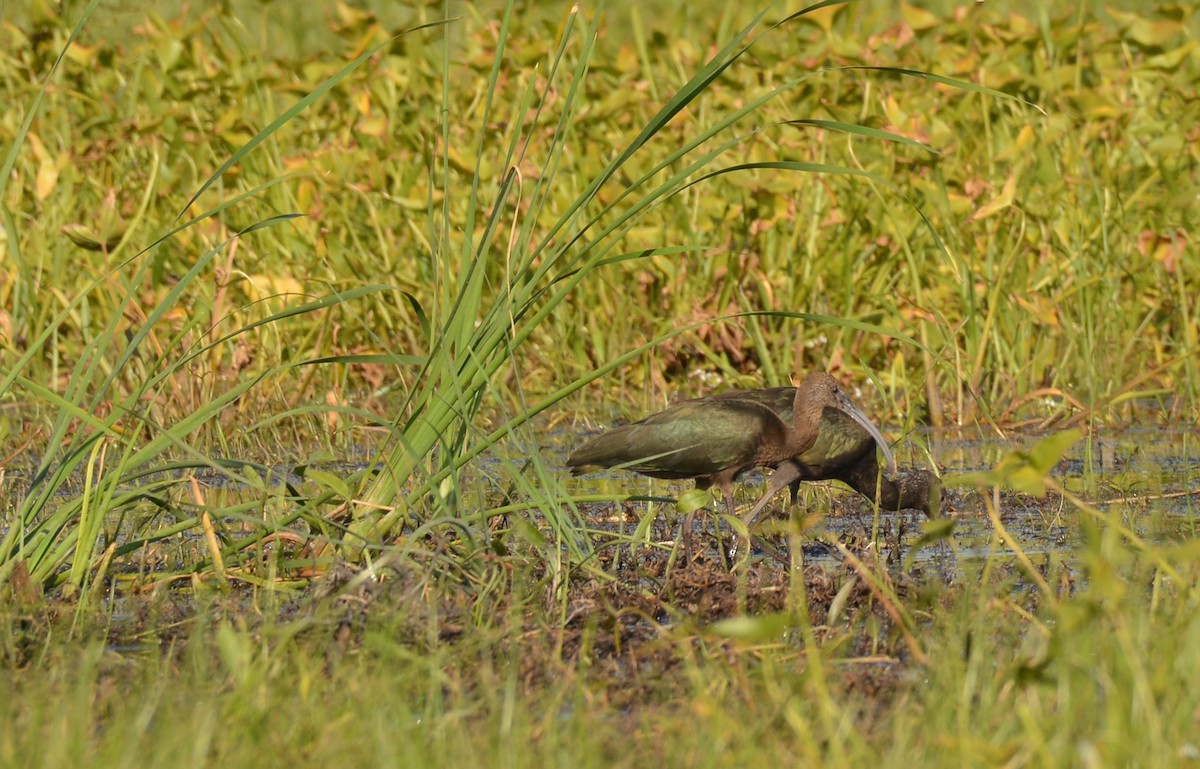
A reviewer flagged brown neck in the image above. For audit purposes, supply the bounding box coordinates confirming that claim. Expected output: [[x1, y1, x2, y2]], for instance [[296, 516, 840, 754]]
[[787, 384, 824, 455]]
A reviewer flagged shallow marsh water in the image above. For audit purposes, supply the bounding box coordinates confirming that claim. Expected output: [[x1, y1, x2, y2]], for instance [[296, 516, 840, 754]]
[[558, 424, 1200, 572], [2, 424, 1195, 586]]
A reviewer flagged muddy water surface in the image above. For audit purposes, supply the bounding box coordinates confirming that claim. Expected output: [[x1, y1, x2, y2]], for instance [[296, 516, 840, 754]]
[[558, 425, 1200, 570]]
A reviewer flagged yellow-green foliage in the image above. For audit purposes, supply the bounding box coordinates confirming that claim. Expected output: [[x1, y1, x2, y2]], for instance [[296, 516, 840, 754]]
[[1, 1, 1196, 428]]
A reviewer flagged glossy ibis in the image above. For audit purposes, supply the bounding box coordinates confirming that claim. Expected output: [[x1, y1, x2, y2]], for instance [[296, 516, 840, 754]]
[[566, 372, 894, 552]]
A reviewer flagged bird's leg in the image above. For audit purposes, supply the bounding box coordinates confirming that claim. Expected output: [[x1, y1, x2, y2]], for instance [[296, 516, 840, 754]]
[[729, 461, 804, 563], [681, 479, 704, 560], [742, 461, 803, 531], [715, 482, 739, 565], [682, 508, 697, 560], [681, 479, 735, 561]]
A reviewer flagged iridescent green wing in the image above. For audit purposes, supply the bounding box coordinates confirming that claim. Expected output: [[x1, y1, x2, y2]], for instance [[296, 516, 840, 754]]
[[604, 398, 782, 477], [794, 407, 873, 471]]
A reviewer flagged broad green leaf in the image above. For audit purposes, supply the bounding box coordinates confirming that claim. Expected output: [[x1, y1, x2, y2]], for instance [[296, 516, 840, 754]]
[[675, 488, 713, 515], [1027, 430, 1083, 475]]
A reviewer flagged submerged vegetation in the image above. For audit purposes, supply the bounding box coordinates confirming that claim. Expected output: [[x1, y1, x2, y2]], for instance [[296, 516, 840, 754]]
[[1, 0, 1199, 766]]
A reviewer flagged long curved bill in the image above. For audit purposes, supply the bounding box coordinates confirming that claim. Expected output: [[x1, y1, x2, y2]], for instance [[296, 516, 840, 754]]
[[831, 390, 897, 476]]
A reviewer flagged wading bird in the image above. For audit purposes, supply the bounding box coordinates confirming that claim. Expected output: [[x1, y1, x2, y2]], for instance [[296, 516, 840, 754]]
[[567, 372, 897, 554]]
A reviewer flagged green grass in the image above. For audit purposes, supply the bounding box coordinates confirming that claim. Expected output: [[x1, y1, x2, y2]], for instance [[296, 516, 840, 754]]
[[1, 0, 1199, 766], [4, 512, 1200, 767]]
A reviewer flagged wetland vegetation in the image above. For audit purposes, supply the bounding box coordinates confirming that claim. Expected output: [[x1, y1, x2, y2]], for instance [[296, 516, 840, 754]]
[[2, 0, 1199, 766]]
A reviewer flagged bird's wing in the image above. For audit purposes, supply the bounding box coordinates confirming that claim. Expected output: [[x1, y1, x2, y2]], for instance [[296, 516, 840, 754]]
[[568, 399, 783, 478]]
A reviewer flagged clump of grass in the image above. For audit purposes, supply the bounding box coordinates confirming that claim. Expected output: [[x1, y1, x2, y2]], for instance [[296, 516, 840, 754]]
[[0, 4, 427, 591]]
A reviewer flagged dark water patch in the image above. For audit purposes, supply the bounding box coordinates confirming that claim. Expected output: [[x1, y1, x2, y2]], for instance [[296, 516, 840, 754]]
[[558, 424, 1200, 575], [3, 421, 1195, 605]]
